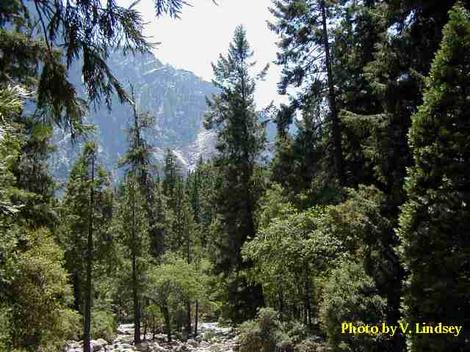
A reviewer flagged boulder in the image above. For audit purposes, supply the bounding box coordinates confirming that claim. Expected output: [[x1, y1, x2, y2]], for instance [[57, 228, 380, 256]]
[[186, 339, 198, 347], [91, 338, 108, 351]]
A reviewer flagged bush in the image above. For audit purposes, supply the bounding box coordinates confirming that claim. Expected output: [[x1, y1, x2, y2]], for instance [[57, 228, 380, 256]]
[[286, 321, 308, 345], [8, 228, 81, 351], [238, 308, 292, 352], [319, 261, 386, 352], [294, 339, 329, 352], [91, 310, 117, 342]]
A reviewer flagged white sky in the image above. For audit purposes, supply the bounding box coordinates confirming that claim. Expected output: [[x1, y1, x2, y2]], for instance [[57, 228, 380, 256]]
[[121, 0, 286, 107]]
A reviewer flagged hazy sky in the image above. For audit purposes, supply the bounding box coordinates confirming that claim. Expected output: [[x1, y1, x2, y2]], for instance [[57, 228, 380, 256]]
[[124, 0, 286, 107]]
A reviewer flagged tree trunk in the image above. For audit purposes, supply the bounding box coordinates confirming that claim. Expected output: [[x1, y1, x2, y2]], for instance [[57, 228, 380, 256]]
[[185, 235, 191, 339], [305, 279, 312, 330], [320, 0, 345, 185], [83, 155, 95, 352], [72, 271, 81, 312], [143, 314, 147, 341], [162, 305, 172, 342], [194, 301, 199, 337], [131, 183, 141, 345], [132, 252, 141, 344], [185, 301, 191, 340]]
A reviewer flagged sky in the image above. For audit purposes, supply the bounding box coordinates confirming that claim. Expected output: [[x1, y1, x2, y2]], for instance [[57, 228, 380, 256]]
[[123, 0, 286, 107]]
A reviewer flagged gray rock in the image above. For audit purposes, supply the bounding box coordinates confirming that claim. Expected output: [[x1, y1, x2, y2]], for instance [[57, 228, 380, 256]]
[[186, 339, 198, 347], [91, 338, 109, 351]]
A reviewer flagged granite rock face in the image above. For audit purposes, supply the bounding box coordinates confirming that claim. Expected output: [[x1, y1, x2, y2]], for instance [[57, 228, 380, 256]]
[[51, 50, 218, 182]]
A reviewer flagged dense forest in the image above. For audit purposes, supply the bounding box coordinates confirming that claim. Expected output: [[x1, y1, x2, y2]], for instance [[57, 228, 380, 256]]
[[0, 0, 469, 351]]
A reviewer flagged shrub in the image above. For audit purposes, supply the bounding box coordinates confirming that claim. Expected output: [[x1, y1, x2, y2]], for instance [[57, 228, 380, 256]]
[[294, 339, 329, 352], [91, 310, 117, 342], [8, 228, 80, 351], [238, 308, 292, 352], [319, 261, 386, 352]]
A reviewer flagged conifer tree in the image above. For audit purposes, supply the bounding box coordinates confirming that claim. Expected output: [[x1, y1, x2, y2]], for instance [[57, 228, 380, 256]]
[[0, 86, 79, 351], [270, 104, 297, 195], [1, 0, 190, 130], [364, 0, 466, 210], [58, 141, 113, 350], [270, 0, 344, 184], [120, 87, 164, 258], [114, 175, 150, 344], [332, 0, 385, 188], [162, 148, 181, 214], [119, 87, 157, 343], [398, 4, 470, 350], [205, 25, 266, 322]]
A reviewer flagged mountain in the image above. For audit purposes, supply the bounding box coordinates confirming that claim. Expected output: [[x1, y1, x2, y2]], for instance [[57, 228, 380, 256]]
[[51, 50, 218, 182]]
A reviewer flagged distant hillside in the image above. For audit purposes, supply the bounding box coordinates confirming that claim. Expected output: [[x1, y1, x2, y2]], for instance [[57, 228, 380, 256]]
[[51, 50, 218, 182]]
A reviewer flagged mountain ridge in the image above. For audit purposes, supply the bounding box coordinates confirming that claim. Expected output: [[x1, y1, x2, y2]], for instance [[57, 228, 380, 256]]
[[51, 50, 218, 182]]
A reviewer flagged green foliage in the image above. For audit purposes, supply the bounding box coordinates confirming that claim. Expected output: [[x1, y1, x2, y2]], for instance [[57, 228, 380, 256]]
[[148, 255, 209, 307], [269, 0, 336, 97], [245, 183, 398, 348], [0, 85, 80, 351], [244, 204, 344, 321], [397, 3, 470, 351], [238, 308, 291, 352], [256, 183, 296, 229], [91, 310, 117, 342], [147, 255, 213, 340], [7, 228, 80, 351], [57, 142, 113, 312], [319, 261, 386, 352], [115, 176, 150, 260], [113, 174, 151, 342], [0, 86, 23, 216], [204, 25, 266, 322], [0, 29, 86, 132]]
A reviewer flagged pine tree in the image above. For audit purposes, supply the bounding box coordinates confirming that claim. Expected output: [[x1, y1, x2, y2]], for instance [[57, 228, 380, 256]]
[[162, 158, 199, 338], [57, 141, 113, 350], [162, 148, 181, 214], [0, 85, 80, 351], [332, 0, 385, 188], [270, 104, 297, 195], [120, 87, 164, 258], [114, 175, 150, 344], [270, 0, 344, 184], [119, 87, 157, 343], [83, 143, 96, 352], [291, 97, 323, 196], [364, 0, 465, 210], [205, 25, 266, 322], [397, 4, 470, 350]]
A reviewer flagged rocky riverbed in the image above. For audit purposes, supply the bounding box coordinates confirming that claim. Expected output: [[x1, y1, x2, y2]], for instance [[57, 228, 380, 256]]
[[64, 322, 238, 352]]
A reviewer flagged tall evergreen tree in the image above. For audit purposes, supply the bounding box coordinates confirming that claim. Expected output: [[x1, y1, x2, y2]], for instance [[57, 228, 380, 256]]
[[397, 4, 470, 351], [365, 0, 467, 210], [332, 0, 385, 188], [58, 141, 113, 350], [162, 148, 181, 214], [270, 0, 344, 184], [114, 175, 150, 345], [0, 86, 79, 351], [205, 25, 266, 322], [270, 104, 298, 197], [120, 87, 164, 259], [119, 87, 158, 343]]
